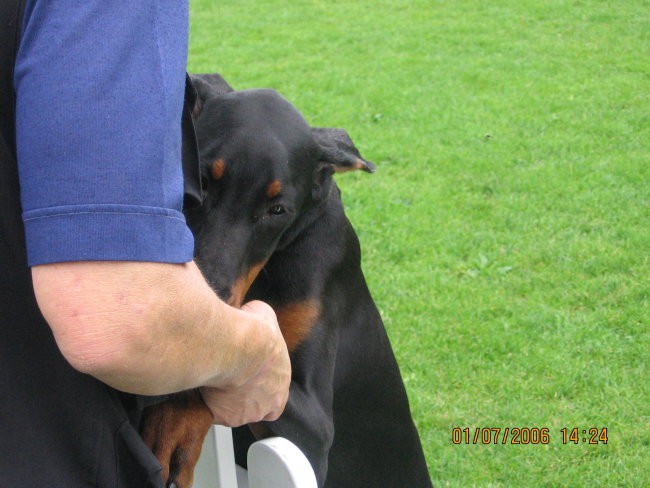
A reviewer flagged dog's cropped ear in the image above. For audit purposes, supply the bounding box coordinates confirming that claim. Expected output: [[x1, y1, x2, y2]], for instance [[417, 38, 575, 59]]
[[311, 128, 375, 201], [311, 128, 376, 173], [189, 73, 234, 118]]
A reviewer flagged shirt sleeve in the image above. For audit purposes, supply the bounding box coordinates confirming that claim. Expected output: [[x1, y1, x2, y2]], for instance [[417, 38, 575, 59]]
[[14, 0, 194, 266]]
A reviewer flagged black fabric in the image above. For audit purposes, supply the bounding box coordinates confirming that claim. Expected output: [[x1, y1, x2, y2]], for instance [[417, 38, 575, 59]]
[[182, 74, 204, 210], [0, 0, 23, 154], [0, 2, 196, 485], [0, 0, 25, 273]]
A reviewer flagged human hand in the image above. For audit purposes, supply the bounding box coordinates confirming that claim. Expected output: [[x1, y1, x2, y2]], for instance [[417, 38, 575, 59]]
[[200, 300, 291, 426]]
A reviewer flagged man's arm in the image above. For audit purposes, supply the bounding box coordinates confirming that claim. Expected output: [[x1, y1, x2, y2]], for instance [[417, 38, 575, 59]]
[[32, 260, 290, 425], [16, 2, 289, 426]]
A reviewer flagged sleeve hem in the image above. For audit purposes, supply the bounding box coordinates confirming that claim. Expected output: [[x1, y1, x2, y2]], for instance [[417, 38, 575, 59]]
[[23, 204, 195, 266]]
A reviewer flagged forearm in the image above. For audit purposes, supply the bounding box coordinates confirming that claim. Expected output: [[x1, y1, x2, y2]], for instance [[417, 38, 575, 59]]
[[32, 261, 272, 395]]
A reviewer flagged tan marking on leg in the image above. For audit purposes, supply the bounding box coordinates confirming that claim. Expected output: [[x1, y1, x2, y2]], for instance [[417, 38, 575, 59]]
[[276, 300, 321, 351], [140, 390, 214, 488]]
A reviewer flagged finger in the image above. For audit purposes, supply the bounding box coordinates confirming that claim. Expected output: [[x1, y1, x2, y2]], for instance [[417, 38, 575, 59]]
[[262, 394, 288, 422], [263, 410, 282, 422]]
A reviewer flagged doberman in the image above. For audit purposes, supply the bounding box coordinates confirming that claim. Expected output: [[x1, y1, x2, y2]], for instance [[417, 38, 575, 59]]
[[139, 73, 432, 488]]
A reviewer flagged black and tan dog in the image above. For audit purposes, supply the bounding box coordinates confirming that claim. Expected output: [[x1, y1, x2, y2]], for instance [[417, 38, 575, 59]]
[[140, 74, 431, 488]]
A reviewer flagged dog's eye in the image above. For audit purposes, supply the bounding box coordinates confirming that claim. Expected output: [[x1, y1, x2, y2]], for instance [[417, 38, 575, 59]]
[[269, 204, 286, 215]]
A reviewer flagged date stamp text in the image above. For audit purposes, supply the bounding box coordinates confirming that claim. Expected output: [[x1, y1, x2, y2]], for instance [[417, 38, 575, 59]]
[[451, 427, 608, 445]]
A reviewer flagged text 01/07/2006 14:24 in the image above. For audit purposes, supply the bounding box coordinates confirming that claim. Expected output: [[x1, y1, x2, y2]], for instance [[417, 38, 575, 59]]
[[451, 427, 608, 445]]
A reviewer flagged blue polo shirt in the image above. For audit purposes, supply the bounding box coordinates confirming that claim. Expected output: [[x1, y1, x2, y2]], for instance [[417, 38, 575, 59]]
[[14, 0, 194, 266]]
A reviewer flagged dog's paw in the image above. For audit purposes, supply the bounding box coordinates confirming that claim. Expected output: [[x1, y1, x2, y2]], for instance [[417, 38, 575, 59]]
[[140, 390, 214, 488]]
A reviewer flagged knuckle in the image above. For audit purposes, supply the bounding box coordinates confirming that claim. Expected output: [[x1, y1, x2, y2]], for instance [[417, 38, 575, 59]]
[[264, 407, 282, 421]]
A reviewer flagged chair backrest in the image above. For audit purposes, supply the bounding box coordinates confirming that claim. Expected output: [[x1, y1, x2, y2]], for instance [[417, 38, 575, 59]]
[[193, 426, 317, 488]]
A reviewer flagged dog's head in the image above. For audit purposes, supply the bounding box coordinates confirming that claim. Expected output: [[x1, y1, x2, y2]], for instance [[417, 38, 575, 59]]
[[186, 74, 374, 306]]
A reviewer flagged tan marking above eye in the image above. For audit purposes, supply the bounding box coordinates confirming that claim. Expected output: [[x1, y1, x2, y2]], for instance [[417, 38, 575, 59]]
[[211, 159, 226, 180], [266, 180, 282, 198]]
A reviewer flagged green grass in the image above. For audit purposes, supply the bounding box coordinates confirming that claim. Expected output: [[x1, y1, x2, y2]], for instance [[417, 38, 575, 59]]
[[188, 1, 649, 485]]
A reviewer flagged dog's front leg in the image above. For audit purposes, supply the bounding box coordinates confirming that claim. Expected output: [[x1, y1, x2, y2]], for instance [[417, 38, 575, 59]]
[[140, 390, 214, 488]]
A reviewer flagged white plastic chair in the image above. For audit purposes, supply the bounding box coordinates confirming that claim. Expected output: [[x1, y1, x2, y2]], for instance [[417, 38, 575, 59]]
[[192, 426, 318, 488]]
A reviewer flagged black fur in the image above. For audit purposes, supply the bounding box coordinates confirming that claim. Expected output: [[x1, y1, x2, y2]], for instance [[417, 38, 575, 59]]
[[187, 73, 432, 488]]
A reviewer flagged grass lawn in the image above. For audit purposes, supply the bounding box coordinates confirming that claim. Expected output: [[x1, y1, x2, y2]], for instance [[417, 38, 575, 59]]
[[188, 1, 649, 486]]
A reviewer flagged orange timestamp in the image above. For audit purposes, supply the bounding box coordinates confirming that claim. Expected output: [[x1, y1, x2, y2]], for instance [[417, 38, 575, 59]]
[[451, 427, 608, 445]]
